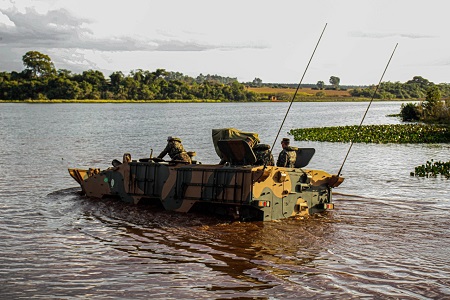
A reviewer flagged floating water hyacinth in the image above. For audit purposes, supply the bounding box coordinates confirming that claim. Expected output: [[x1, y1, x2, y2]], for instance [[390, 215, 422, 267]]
[[289, 124, 450, 144], [411, 160, 450, 179]]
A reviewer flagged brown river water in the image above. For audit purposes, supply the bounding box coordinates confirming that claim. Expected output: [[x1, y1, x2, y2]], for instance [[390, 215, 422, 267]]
[[1, 102, 449, 299]]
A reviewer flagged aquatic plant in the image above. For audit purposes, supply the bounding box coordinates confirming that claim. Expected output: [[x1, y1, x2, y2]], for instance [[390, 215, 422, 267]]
[[411, 159, 450, 179], [289, 124, 450, 144]]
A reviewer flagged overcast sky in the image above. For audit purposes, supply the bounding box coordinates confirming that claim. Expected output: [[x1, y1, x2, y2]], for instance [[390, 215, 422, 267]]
[[1, 0, 449, 85]]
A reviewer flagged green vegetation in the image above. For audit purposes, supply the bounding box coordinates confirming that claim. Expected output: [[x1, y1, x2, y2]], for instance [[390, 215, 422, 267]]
[[289, 124, 450, 143], [400, 85, 450, 124], [15, 99, 222, 103], [411, 160, 450, 179], [0, 51, 257, 101], [400, 103, 420, 121], [4, 51, 450, 103], [329, 76, 340, 90], [350, 76, 450, 100], [316, 81, 325, 90], [22, 51, 55, 78]]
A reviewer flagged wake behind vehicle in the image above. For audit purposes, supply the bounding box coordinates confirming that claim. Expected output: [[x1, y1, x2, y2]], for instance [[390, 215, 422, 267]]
[[69, 129, 344, 221]]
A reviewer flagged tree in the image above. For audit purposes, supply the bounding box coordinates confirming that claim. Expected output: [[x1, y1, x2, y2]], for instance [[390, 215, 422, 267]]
[[423, 85, 441, 113], [154, 68, 168, 79], [80, 70, 106, 87], [110, 71, 124, 88], [406, 76, 431, 88], [316, 81, 325, 90], [57, 69, 73, 78], [252, 78, 263, 87], [22, 51, 55, 78], [329, 76, 340, 90], [46, 77, 81, 99]]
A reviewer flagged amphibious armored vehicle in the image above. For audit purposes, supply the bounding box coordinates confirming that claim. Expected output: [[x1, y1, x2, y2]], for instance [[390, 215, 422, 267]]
[[69, 129, 343, 221]]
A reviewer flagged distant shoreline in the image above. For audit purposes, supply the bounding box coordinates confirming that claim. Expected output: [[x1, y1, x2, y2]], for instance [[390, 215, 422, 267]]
[[0, 98, 416, 104], [0, 86, 427, 103]]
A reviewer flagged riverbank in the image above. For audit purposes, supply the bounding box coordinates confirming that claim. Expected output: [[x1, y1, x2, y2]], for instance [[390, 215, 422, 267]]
[[0, 97, 415, 103], [0, 99, 224, 103]]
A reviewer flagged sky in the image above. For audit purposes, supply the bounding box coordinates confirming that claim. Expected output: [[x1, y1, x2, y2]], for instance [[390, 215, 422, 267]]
[[0, 0, 449, 85]]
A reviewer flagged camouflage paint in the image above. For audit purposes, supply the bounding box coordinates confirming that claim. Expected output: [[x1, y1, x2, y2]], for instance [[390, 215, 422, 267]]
[[69, 158, 343, 221]]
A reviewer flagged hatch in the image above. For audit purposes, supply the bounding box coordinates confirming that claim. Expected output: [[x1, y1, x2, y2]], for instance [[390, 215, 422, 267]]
[[217, 139, 257, 166]]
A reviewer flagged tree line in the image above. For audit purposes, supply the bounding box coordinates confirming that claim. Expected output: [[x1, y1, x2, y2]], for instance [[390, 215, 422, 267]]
[[251, 75, 450, 100], [248, 76, 347, 90], [350, 76, 450, 100], [0, 51, 257, 101], [2, 51, 450, 102]]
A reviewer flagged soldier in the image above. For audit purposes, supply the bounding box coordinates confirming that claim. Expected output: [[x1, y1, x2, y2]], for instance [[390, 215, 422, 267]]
[[253, 143, 274, 166], [157, 136, 192, 163], [276, 138, 297, 168], [123, 153, 131, 163], [112, 153, 131, 167]]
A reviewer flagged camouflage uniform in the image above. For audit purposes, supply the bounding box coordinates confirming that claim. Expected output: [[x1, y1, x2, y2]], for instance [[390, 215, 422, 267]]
[[253, 144, 274, 166], [276, 146, 297, 168], [158, 137, 192, 163]]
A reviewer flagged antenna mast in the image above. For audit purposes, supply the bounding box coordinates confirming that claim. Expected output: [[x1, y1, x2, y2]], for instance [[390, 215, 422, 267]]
[[337, 43, 398, 176], [270, 23, 328, 154]]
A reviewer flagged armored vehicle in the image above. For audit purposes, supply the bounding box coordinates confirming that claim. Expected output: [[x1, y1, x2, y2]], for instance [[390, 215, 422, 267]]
[[69, 129, 343, 221]]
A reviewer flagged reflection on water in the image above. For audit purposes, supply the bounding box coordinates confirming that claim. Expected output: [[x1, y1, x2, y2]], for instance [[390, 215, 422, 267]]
[[0, 102, 449, 299]]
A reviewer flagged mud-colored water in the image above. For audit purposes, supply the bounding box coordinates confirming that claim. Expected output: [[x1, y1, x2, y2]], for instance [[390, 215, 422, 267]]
[[1, 102, 449, 299]]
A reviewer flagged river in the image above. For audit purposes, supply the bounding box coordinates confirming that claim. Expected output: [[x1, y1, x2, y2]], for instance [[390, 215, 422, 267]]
[[0, 102, 449, 299]]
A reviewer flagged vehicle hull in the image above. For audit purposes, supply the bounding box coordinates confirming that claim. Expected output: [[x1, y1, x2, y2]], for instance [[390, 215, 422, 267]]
[[69, 160, 343, 221]]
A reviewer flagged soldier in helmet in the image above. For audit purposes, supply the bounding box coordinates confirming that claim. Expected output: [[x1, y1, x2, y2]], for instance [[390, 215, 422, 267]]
[[157, 136, 192, 163], [276, 138, 297, 168], [253, 143, 275, 166]]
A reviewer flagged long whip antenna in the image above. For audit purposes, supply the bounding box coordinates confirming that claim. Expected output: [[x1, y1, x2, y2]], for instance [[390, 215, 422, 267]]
[[337, 43, 398, 176], [270, 23, 327, 154]]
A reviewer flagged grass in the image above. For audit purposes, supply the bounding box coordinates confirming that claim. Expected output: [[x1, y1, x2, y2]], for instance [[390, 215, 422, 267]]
[[248, 87, 352, 97], [1, 99, 223, 103], [289, 124, 450, 144], [247, 87, 409, 102], [0, 97, 368, 103]]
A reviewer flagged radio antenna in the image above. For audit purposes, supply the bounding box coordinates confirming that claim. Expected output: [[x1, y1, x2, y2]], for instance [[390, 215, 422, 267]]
[[337, 43, 398, 176], [270, 23, 327, 156]]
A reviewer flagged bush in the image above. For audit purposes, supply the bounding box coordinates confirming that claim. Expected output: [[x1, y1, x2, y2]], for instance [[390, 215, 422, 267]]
[[400, 102, 420, 121]]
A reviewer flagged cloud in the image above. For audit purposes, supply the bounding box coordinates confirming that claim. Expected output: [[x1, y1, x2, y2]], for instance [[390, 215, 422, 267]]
[[349, 31, 436, 39], [0, 6, 268, 52], [0, 6, 91, 47], [0, 4, 268, 72]]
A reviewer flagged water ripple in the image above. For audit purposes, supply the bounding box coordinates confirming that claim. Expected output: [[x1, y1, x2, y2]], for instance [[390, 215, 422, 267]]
[[1, 103, 449, 299]]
